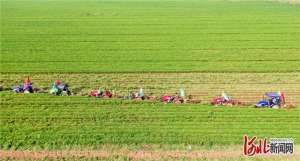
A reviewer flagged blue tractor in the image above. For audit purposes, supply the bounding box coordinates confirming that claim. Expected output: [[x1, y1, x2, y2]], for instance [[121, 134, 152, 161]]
[[12, 77, 33, 93], [255, 92, 285, 108]]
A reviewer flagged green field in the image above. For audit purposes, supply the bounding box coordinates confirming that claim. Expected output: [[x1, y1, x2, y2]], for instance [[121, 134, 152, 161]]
[[1, 0, 300, 73], [1, 0, 300, 160], [1, 93, 300, 160], [1, 93, 300, 149]]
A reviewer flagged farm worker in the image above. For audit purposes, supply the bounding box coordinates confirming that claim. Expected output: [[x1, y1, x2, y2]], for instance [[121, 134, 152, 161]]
[[277, 91, 286, 107], [139, 88, 144, 97], [55, 80, 61, 86], [23, 77, 32, 90], [97, 88, 104, 96], [270, 96, 278, 107], [134, 92, 139, 98], [180, 87, 185, 98], [24, 77, 31, 86], [55, 80, 63, 92], [50, 80, 61, 95], [128, 91, 135, 99], [50, 82, 58, 95], [222, 91, 230, 102], [50, 82, 58, 94], [279, 91, 286, 106]]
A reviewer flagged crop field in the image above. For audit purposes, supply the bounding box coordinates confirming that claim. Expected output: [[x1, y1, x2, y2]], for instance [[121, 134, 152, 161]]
[[1, 93, 300, 160], [1, 0, 300, 73], [2, 93, 299, 148], [1, 0, 300, 160]]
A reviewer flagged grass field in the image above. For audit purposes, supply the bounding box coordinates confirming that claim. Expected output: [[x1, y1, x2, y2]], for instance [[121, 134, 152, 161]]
[[1, 93, 300, 160], [1, 93, 300, 149], [1, 0, 300, 73], [1, 0, 300, 160]]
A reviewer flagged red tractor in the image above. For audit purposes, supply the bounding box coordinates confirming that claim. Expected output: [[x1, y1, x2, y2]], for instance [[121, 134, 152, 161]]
[[90, 89, 112, 98], [161, 95, 184, 104], [211, 92, 241, 106]]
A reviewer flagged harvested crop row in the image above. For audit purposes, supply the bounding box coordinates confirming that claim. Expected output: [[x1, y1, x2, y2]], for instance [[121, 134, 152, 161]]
[[1, 73, 300, 104]]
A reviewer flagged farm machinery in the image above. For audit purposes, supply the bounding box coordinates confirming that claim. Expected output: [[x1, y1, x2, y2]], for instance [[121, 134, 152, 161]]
[[90, 88, 157, 101], [50, 80, 71, 96], [160, 87, 202, 104], [160, 95, 184, 104], [12, 77, 34, 93], [160, 87, 186, 104], [211, 92, 242, 106], [89, 88, 113, 98], [255, 92, 285, 108], [8, 77, 292, 108], [124, 88, 147, 100], [123, 88, 159, 101]]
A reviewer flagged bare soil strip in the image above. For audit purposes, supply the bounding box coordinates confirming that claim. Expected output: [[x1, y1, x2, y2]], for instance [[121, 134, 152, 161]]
[[0, 150, 247, 160], [1, 149, 299, 160]]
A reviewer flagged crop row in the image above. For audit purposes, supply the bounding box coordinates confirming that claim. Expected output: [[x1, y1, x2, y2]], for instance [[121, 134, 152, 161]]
[[2, 73, 300, 104]]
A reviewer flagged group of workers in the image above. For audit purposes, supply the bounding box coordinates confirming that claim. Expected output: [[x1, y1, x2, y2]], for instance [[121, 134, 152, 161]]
[[90, 88, 148, 100], [12, 77, 34, 93], [12, 78, 70, 96], [50, 80, 71, 96], [11, 77, 286, 108], [90, 89, 113, 98]]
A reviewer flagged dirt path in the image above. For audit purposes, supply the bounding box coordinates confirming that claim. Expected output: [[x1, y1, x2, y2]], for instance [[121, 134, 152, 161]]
[[0, 149, 241, 160], [1, 149, 299, 160]]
